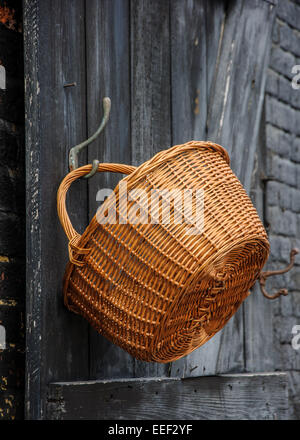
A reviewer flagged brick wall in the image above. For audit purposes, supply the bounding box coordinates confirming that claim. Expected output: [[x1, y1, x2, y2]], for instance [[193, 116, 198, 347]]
[[0, 0, 25, 420], [265, 0, 300, 420]]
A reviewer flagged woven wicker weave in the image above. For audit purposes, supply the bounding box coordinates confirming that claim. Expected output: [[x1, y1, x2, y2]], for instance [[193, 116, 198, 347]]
[[57, 141, 269, 362]]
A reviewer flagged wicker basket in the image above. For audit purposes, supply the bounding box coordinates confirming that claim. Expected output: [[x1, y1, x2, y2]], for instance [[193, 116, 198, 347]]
[[57, 141, 269, 362]]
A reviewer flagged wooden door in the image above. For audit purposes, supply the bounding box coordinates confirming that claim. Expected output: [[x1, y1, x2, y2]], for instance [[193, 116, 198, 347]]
[[24, 0, 287, 420]]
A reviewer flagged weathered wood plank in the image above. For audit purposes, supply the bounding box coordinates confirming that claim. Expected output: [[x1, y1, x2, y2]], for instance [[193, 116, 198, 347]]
[[170, 0, 276, 379], [244, 106, 274, 372], [47, 373, 288, 420], [170, 0, 225, 142], [205, 0, 227, 106], [169, 0, 238, 378], [24, 0, 42, 420], [130, 0, 171, 377], [85, 0, 135, 380], [170, 0, 208, 144], [206, 0, 276, 192], [130, 0, 171, 165], [24, 0, 90, 419]]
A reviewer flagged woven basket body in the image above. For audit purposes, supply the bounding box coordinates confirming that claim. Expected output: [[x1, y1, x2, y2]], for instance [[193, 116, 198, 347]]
[[57, 141, 269, 362]]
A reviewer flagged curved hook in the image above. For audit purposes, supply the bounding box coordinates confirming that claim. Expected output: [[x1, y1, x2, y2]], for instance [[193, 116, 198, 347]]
[[84, 159, 100, 180], [259, 248, 299, 300], [68, 97, 111, 178]]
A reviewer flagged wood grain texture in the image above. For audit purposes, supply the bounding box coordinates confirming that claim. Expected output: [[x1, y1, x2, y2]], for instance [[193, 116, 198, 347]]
[[244, 106, 274, 372], [170, 0, 276, 379], [24, 0, 43, 420], [24, 0, 90, 419], [170, 0, 208, 144], [205, 0, 227, 107], [206, 0, 276, 192], [169, 0, 241, 378], [130, 0, 172, 166], [85, 0, 135, 380], [47, 373, 288, 420], [170, 0, 225, 143], [130, 0, 171, 378]]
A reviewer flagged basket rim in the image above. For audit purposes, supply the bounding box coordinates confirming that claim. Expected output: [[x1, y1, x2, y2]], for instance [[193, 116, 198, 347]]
[[63, 140, 266, 286], [122, 140, 230, 186], [77, 141, 230, 245], [61, 140, 232, 311]]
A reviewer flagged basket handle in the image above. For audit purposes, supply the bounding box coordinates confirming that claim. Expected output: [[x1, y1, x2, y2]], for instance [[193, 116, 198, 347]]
[[57, 163, 136, 249]]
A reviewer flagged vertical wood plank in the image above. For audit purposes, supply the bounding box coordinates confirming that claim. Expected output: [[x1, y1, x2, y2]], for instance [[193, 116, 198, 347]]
[[170, 0, 276, 378], [24, 0, 90, 419], [130, 0, 171, 377], [244, 106, 274, 372], [169, 0, 230, 378], [205, 0, 227, 100], [206, 0, 275, 376], [85, 0, 135, 379], [24, 0, 42, 420], [208, 0, 276, 375], [170, 0, 208, 145], [131, 0, 172, 166], [206, 0, 276, 193]]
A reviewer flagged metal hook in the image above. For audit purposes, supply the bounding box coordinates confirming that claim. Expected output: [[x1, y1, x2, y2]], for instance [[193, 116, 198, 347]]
[[259, 248, 299, 300], [69, 97, 111, 178]]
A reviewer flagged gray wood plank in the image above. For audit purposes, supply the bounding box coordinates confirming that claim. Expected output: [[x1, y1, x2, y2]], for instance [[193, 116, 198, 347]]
[[24, 0, 42, 420], [169, 0, 235, 378], [244, 106, 274, 372], [130, 0, 171, 377], [170, 0, 276, 379], [130, 0, 172, 165], [24, 0, 90, 419], [170, 0, 225, 142], [85, 0, 135, 380], [206, 0, 276, 193], [170, 0, 208, 144], [47, 372, 288, 420], [205, 0, 227, 106]]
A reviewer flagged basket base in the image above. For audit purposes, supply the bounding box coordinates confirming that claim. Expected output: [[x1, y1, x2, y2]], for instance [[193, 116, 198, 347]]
[[150, 238, 269, 363]]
